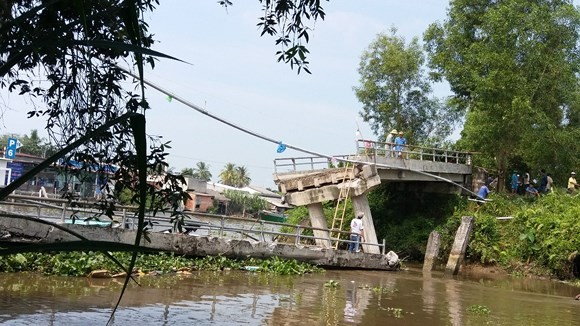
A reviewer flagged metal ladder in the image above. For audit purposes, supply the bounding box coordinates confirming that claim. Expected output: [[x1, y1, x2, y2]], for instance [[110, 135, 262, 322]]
[[330, 162, 355, 249]]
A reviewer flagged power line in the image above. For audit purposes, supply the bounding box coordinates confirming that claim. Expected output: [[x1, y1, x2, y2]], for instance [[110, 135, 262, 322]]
[[116, 64, 479, 197]]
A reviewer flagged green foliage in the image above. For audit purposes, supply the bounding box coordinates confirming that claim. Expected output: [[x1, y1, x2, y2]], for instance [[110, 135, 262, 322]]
[[438, 192, 580, 278], [425, 0, 580, 191], [282, 200, 353, 245], [223, 189, 267, 217], [467, 305, 491, 315], [0, 252, 323, 276], [369, 183, 461, 260], [324, 279, 340, 288], [192, 161, 212, 182], [354, 27, 458, 144], [0, 130, 53, 157], [219, 163, 251, 187]]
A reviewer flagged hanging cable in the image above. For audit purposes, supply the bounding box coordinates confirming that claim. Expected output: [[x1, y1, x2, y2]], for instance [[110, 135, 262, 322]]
[[115, 64, 480, 197]]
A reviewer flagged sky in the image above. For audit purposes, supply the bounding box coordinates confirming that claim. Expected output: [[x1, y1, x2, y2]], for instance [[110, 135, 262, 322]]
[[0, 1, 458, 188]]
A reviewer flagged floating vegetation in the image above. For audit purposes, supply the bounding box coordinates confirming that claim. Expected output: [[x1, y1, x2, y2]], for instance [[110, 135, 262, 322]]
[[385, 307, 404, 318], [372, 286, 398, 294], [467, 304, 491, 315], [357, 284, 398, 294], [324, 280, 340, 288], [0, 252, 324, 277]]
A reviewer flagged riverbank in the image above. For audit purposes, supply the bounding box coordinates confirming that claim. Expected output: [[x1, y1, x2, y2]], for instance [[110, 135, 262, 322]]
[[437, 191, 580, 280]]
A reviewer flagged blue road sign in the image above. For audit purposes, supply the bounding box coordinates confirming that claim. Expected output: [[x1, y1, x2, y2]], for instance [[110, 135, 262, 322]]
[[6, 137, 17, 159]]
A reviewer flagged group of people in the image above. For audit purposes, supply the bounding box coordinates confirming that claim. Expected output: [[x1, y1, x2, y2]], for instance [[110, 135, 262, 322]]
[[476, 169, 577, 201], [384, 129, 407, 159], [509, 170, 578, 196], [510, 170, 553, 197]]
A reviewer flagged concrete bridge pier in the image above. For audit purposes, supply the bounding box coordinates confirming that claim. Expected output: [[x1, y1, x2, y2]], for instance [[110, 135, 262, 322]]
[[275, 164, 383, 253], [306, 202, 331, 248], [351, 194, 380, 254]]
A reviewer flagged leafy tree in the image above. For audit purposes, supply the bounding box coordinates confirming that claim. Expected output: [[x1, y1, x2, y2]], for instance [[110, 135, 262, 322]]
[[180, 168, 194, 177], [424, 0, 580, 189], [0, 0, 332, 319], [218, 163, 251, 187], [354, 28, 458, 144], [223, 189, 267, 217], [235, 165, 251, 187], [219, 163, 238, 186], [192, 161, 212, 182], [0, 129, 54, 157]]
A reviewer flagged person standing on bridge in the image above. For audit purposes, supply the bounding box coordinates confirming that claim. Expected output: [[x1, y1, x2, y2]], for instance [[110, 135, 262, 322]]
[[349, 212, 365, 253], [394, 131, 407, 159], [385, 129, 397, 158]]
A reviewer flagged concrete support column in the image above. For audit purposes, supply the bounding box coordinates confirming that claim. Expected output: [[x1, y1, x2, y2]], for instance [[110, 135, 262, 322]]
[[423, 231, 441, 273], [445, 216, 474, 276], [307, 202, 331, 248], [351, 194, 380, 254]]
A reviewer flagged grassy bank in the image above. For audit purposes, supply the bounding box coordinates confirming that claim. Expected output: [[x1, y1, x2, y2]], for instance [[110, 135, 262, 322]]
[[0, 251, 324, 277], [438, 191, 580, 279]]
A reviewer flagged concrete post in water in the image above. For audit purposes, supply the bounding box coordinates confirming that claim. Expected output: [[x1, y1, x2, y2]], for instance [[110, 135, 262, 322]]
[[445, 216, 474, 276], [306, 202, 331, 248], [423, 231, 441, 273], [351, 194, 380, 254]]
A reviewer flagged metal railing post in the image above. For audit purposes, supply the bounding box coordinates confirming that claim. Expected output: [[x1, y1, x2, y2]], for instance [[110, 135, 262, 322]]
[[36, 205, 41, 220], [121, 209, 127, 229], [432, 149, 436, 162], [61, 203, 67, 224], [220, 216, 225, 237], [260, 221, 265, 242], [295, 226, 301, 246], [382, 238, 386, 255]]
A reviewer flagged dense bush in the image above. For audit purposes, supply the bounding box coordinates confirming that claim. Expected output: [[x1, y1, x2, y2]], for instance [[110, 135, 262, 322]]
[[438, 191, 580, 278]]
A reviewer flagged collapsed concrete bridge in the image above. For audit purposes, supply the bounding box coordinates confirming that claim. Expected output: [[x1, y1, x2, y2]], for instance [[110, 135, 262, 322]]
[[272, 141, 473, 254]]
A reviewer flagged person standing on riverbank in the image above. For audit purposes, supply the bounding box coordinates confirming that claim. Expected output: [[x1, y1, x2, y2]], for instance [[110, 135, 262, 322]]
[[546, 173, 554, 193], [511, 171, 518, 194], [568, 172, 578, 194], [349, 212, 365, 253]]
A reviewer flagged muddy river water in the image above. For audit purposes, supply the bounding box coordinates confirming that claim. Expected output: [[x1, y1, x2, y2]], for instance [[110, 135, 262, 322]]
[[1, 266, 579, 325]]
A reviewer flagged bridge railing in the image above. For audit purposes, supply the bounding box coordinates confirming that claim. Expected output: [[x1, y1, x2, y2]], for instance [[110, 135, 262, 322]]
[[273, 155, 351, 173], [0, 195, 387, 253], [356, 139, 472, 165]]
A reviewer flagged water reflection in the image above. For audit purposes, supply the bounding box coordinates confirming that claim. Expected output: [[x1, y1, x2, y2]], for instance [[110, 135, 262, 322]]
[[1, 268, 580, 325]]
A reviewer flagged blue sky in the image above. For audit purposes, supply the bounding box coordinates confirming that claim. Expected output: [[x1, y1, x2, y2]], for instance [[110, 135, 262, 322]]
[[141, 1, 453, 187], [0, 1, 477, 187]]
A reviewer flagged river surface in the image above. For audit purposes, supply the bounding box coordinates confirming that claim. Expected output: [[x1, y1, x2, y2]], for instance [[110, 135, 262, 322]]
[[1, 266, 579, 325]]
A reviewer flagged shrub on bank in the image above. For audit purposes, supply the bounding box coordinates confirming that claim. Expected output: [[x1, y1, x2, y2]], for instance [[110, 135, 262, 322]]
[[438, 191, 580, 279]]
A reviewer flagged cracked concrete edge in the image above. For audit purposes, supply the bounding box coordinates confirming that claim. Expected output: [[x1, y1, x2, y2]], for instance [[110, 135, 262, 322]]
[[1, 218, 398, 271]]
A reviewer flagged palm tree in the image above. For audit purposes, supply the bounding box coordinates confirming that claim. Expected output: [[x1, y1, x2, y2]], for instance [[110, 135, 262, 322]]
[[235, 165, 251, 187], [180, 167, 194, 177], [219, 163, 238, 186], [192, 161, 212, 181]]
